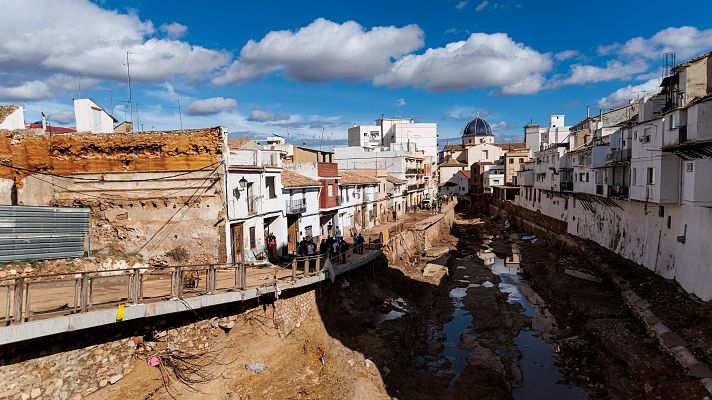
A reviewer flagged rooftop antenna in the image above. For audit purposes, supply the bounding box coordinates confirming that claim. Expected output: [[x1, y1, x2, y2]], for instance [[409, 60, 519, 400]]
[[171, 98, 184, 129], [284, 90, 291, 143], [134, 102, 141, 132], [123, 51, 142, 127], [76, 71, 81, 98], [107, 89, 114, 114]]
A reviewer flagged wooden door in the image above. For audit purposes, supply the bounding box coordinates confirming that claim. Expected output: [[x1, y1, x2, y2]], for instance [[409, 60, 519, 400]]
[[231, 223, 244, 264], [287, 216, 299, 254]]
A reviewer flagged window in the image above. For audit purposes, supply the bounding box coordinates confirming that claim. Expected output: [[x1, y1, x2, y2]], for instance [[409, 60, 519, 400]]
[[519, 158, 524, 163], [647, 167, 655, 184], [483, 149, 489, 159], [249, 226, 256, 249], [686, 162, 694, 172], [304, 225, 313, 238], [670, 114, 678, 129], [632, 168, 637, 185], [328, 184, 333, 196], [509, 158, 514, 163], [266, 176, 276, 198]]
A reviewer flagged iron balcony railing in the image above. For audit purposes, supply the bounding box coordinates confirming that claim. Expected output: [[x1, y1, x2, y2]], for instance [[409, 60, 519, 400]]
[[560, 181, 574, 191], [607, 148, 632, 163], [286, 198, 306, 214]]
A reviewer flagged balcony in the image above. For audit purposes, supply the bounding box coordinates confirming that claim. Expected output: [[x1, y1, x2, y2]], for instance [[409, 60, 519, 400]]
[[606, 148, 632, 164], [407, 184, 418, 191], [560, 181, 574, 191], [406, 168, 418, 175], [247, 195, 259, 215], [607, 185, 629, 199], [286, 198, 306, 214], [229, 149, 282, 168]]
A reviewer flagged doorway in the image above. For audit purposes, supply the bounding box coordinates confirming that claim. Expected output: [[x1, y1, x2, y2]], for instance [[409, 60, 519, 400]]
[[287, 215, 299, 254], [231, 222, 244, 264]]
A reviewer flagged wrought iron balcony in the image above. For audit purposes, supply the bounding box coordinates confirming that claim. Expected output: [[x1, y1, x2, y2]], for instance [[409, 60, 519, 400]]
[[286, 198, 306, 214]]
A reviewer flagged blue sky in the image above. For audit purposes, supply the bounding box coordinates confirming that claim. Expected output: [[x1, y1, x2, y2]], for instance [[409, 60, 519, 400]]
[[2, 0, 712, 147]]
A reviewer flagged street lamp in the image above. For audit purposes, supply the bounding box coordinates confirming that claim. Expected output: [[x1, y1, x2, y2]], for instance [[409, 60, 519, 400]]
[[239, 176, 248, 190]]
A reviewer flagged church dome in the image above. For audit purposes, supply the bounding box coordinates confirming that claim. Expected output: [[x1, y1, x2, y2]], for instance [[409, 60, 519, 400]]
[[462, 114, 493, 137]]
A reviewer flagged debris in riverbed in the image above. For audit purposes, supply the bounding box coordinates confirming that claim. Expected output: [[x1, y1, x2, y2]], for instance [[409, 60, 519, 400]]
[[564, 268, 603, 283], [245, 362, 268, 373]]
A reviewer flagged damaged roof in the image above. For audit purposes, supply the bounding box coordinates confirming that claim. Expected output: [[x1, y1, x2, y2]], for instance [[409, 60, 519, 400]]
[[339, 171, 379, 186], [0, 105, 20, 124], [281, 169, 320, 188]]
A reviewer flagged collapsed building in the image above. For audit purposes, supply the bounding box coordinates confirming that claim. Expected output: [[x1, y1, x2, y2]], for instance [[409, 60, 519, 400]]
[[0, 125, 228, 264]]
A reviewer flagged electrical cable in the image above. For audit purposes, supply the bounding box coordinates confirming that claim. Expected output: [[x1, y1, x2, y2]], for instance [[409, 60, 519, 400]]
[[0, 160, 220, 182], [136, 163, 222, 255]]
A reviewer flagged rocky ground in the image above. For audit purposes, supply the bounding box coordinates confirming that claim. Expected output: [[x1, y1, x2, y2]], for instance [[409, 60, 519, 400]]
[[86, 206, 712, 399]]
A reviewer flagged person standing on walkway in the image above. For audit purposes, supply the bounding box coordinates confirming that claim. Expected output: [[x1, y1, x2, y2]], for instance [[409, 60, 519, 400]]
[[356, 233, 365, 254]]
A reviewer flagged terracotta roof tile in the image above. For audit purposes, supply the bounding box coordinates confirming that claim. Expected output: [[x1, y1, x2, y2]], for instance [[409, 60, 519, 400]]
[[339, 171, 379, 185], [385, 175, 405, 184], [438, 159, 467, 167], [281, 169, 320, 188], [494, 142, 527, 151], [458, 170, 472, 179]]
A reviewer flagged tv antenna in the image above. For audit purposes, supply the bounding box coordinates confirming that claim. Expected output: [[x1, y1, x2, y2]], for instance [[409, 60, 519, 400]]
[[171, 98, 184, 129], [76, 71, 82, 98], [123, 51, 142, 127]]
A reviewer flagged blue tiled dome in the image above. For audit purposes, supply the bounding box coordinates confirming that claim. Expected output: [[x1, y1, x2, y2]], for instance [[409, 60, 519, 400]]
[[462, 114, 493, 137]]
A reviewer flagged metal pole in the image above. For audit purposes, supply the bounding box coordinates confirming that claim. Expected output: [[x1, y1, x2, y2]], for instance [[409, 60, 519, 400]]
[[80, 273, 89, 313]]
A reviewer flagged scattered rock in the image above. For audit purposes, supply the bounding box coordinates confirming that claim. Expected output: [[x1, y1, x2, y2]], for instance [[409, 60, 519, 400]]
[[30, 388, 41, 399], [564, 268, 602, 283], [219, 320, 235, 332], [108, 374, 123, 385]]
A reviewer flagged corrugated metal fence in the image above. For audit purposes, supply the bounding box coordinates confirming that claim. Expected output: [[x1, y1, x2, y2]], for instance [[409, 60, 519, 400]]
[[0, 205, 90, 262]]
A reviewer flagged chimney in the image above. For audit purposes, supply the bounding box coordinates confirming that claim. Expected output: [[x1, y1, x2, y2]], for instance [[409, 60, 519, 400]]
[[41, 112, 47, 132]]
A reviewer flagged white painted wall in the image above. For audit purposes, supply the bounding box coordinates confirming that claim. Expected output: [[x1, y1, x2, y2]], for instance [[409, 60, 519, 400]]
[[0, 107, 24, 130], [74, 99, 114, 133], [465, 143, 505, 165], [512, 191, 712, 301]]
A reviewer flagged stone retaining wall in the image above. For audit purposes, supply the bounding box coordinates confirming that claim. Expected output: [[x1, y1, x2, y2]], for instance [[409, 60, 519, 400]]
[[0, 287, 318, 400]]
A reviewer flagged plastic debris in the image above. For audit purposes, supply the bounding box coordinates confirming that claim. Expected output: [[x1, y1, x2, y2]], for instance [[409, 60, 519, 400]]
[[245, 362, 268, 374], [148, 356, 160, 367]]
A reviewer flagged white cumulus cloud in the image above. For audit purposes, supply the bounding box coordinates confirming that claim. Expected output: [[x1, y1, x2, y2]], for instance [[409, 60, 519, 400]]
[[597, 78, 662, 109], [0, 0, 229, 92], [212, 18, 424, 85], [186, 97, 237, 115], [160, 22, 188, 39], [598, 26, 712, 61], [374, 33, 552, 94], [475, 1, 489, 11], [558, 60, 648, 85]]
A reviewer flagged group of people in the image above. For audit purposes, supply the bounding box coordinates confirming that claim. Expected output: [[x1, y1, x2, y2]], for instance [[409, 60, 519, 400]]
[[292, 223, 367, 264]]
